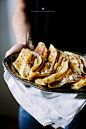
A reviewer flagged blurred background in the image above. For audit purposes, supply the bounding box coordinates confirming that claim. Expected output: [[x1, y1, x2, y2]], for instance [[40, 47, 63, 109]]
[[0, 0, 19, 128]]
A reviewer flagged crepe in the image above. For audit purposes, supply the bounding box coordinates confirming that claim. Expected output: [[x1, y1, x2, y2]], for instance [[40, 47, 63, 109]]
[[71, 76, 86, 90], [13, 48, 32, 78], [12, 42, 86, 90], [12, 47, 43, 79], [35, 60, 69, 85]]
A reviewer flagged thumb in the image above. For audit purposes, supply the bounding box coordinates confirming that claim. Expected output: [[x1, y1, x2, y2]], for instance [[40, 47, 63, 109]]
[[27, 40, 35, 50]]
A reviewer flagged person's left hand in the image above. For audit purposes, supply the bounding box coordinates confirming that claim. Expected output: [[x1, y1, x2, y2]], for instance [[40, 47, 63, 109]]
[[5, 44, 27, 57]]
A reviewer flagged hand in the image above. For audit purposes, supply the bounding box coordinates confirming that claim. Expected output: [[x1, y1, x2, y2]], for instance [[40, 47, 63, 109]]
[[5, 44, 27, 57]]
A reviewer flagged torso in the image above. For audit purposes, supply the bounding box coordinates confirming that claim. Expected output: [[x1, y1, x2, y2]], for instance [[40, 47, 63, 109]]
[[28, 1, 86, 54]]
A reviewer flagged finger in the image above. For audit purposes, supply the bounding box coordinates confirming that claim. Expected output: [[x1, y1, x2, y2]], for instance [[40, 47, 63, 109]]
[[28, 40, 35, 50], [5, 44, 27, 57], [26, 32, 35, 50], [26, 39, 35, 50]]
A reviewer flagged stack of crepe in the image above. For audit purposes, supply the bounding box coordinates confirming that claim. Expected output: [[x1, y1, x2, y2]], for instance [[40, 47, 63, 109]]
[[12, 42, 86, 90]]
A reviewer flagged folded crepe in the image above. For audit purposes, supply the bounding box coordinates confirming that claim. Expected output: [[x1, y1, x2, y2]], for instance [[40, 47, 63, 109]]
[[12, 42, 86, 90]]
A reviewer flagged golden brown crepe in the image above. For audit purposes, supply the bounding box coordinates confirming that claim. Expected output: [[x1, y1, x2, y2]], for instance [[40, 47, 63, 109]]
[[35, 42, 48, 59], [12, 47, 43, 79], [35, 60, 69, 85], [28, 42, 48, 81], [64, 51, 81, 75], [12, 42, 86, 90], [71, 76, 86, 90], [12, 48, 32, 78]]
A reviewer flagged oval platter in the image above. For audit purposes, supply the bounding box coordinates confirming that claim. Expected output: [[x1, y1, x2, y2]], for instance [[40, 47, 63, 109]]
[[2, 52, 86, 93]]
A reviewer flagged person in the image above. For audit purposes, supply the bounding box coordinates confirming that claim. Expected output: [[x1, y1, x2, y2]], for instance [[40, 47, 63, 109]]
[[5, 0, 86, 129]]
